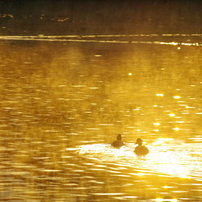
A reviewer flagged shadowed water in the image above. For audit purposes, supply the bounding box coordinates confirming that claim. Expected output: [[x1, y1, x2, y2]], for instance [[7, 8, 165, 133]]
[[0, 40, 202, 201]]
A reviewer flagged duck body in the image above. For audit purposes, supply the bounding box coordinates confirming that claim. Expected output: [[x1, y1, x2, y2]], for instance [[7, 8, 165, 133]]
[[111, 134, 124, 148], [134, 145, 149, 155], [111, 140, 124, 148], [134, 138, 149, 155]]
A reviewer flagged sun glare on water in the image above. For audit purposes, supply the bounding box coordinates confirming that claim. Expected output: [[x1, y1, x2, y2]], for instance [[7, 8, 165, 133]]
[[156, 162, 190, 178], [148, 138, 191, 178], [78, 138, 198, 179], [152, 138, 174, 145]]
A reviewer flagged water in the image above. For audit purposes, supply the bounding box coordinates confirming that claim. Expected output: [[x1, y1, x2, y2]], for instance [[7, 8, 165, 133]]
[[0, 39, 202, 201]]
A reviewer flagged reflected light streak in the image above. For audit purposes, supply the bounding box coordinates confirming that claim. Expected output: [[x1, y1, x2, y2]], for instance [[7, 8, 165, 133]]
[[173, 127, 180, 131], [173, 95, 181, 99], [153, 122, 160, 126], [153, 199, 178, 202], [162, 185, 173, 189], [186, 106, 195, 109], [137, 172, 145, 177], [153, 138, 173, 145], [189, 138, 202, 141], [153, 129, 159, 132], [160, 42, 178, 46], [156, 93, 164, 97], [168, 113, 175, 117]]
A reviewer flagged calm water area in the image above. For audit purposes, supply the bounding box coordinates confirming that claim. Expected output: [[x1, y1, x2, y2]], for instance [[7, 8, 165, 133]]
[[0, 39, 202, 201]]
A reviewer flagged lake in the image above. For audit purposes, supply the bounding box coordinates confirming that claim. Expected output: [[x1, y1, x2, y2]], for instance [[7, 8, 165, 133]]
[[0, 39, 202, 201]]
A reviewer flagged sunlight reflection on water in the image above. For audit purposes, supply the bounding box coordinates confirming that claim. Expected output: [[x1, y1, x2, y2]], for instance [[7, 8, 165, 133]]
[[78, 138, 202, 180], [1, 40, 202, 201]]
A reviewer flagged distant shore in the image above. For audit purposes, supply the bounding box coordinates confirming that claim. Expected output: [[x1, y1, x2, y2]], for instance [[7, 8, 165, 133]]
[[0, 34, 201, 47]]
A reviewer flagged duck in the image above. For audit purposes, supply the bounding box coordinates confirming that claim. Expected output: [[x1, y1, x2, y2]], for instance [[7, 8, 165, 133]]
[[111, 134, 124, 148], [134, 138, 149, 155]]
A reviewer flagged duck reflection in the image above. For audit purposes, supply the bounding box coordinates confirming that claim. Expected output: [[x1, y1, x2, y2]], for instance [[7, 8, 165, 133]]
[[111, 134, 124, 148], [134, 138, 149, 155]]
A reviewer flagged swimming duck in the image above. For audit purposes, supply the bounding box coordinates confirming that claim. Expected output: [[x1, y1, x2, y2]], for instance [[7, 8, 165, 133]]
[[134, 138, 149, 155], [111, 134, 124, 148]]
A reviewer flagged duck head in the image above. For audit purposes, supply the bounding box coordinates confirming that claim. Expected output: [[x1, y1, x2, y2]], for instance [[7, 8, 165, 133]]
[[117, 134, 122, 141], [135, 138, 143, 146]]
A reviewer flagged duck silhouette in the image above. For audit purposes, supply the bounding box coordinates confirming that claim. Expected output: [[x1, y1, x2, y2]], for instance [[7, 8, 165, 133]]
[[134, 138, 149, 155], [111, 134, 124, 148]]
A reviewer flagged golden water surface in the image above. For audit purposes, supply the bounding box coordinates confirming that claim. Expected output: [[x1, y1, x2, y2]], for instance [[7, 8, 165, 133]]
[[0, 40, 202, 201]]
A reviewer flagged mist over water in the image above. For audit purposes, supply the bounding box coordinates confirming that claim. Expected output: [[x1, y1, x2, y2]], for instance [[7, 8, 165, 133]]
[[0, 40, 202, 201]]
